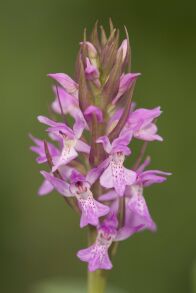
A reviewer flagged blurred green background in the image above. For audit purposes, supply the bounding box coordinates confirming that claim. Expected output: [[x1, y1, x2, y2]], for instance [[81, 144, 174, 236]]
[[0, 0, 195, 292]]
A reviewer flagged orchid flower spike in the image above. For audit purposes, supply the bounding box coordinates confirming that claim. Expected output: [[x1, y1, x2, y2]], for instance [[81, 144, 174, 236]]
[[30, 22, 171, 277]]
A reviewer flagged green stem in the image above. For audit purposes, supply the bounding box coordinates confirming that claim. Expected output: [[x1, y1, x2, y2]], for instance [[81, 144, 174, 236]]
[[87, 227, 107, 293], [88, 269, 107, 293]]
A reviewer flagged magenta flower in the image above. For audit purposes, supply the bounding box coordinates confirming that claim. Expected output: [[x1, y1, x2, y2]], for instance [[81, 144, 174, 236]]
[[127, 159, 171, 231], [30, 134, 59, 195], [77, 213, 141, 271], [100, 157, 171, 235], [37, 165, 74, 196], [30, 22, 171, 282], [97, 133, 136, 196], [40, 166, 109, 228], [125, 107, 163, 141], [77, 213, 117, 271], [38, 115, 90, 172]]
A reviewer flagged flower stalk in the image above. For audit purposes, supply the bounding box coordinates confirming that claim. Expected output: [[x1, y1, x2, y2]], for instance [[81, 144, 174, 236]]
[[88, 268, 107, 293], [88, 227, 107, 293]]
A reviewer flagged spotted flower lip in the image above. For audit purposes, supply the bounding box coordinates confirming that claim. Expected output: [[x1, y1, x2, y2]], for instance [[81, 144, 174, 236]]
[[77, 214, 117, 271], [127, 185, 157, 232], [97, 133, 136, 196], [30, 22, 171, 274], [99, 154, 136, 197]]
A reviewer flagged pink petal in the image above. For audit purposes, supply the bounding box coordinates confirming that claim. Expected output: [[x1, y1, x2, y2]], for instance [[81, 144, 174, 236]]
[[38, 179, 54, 196], [40, 171, 72, 197], [100, 165, 113, 189], [99, 190, 118, 201], [84, 105, 103, 123], [48, 73, 78, 97], [96, 136, 112, 154]]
